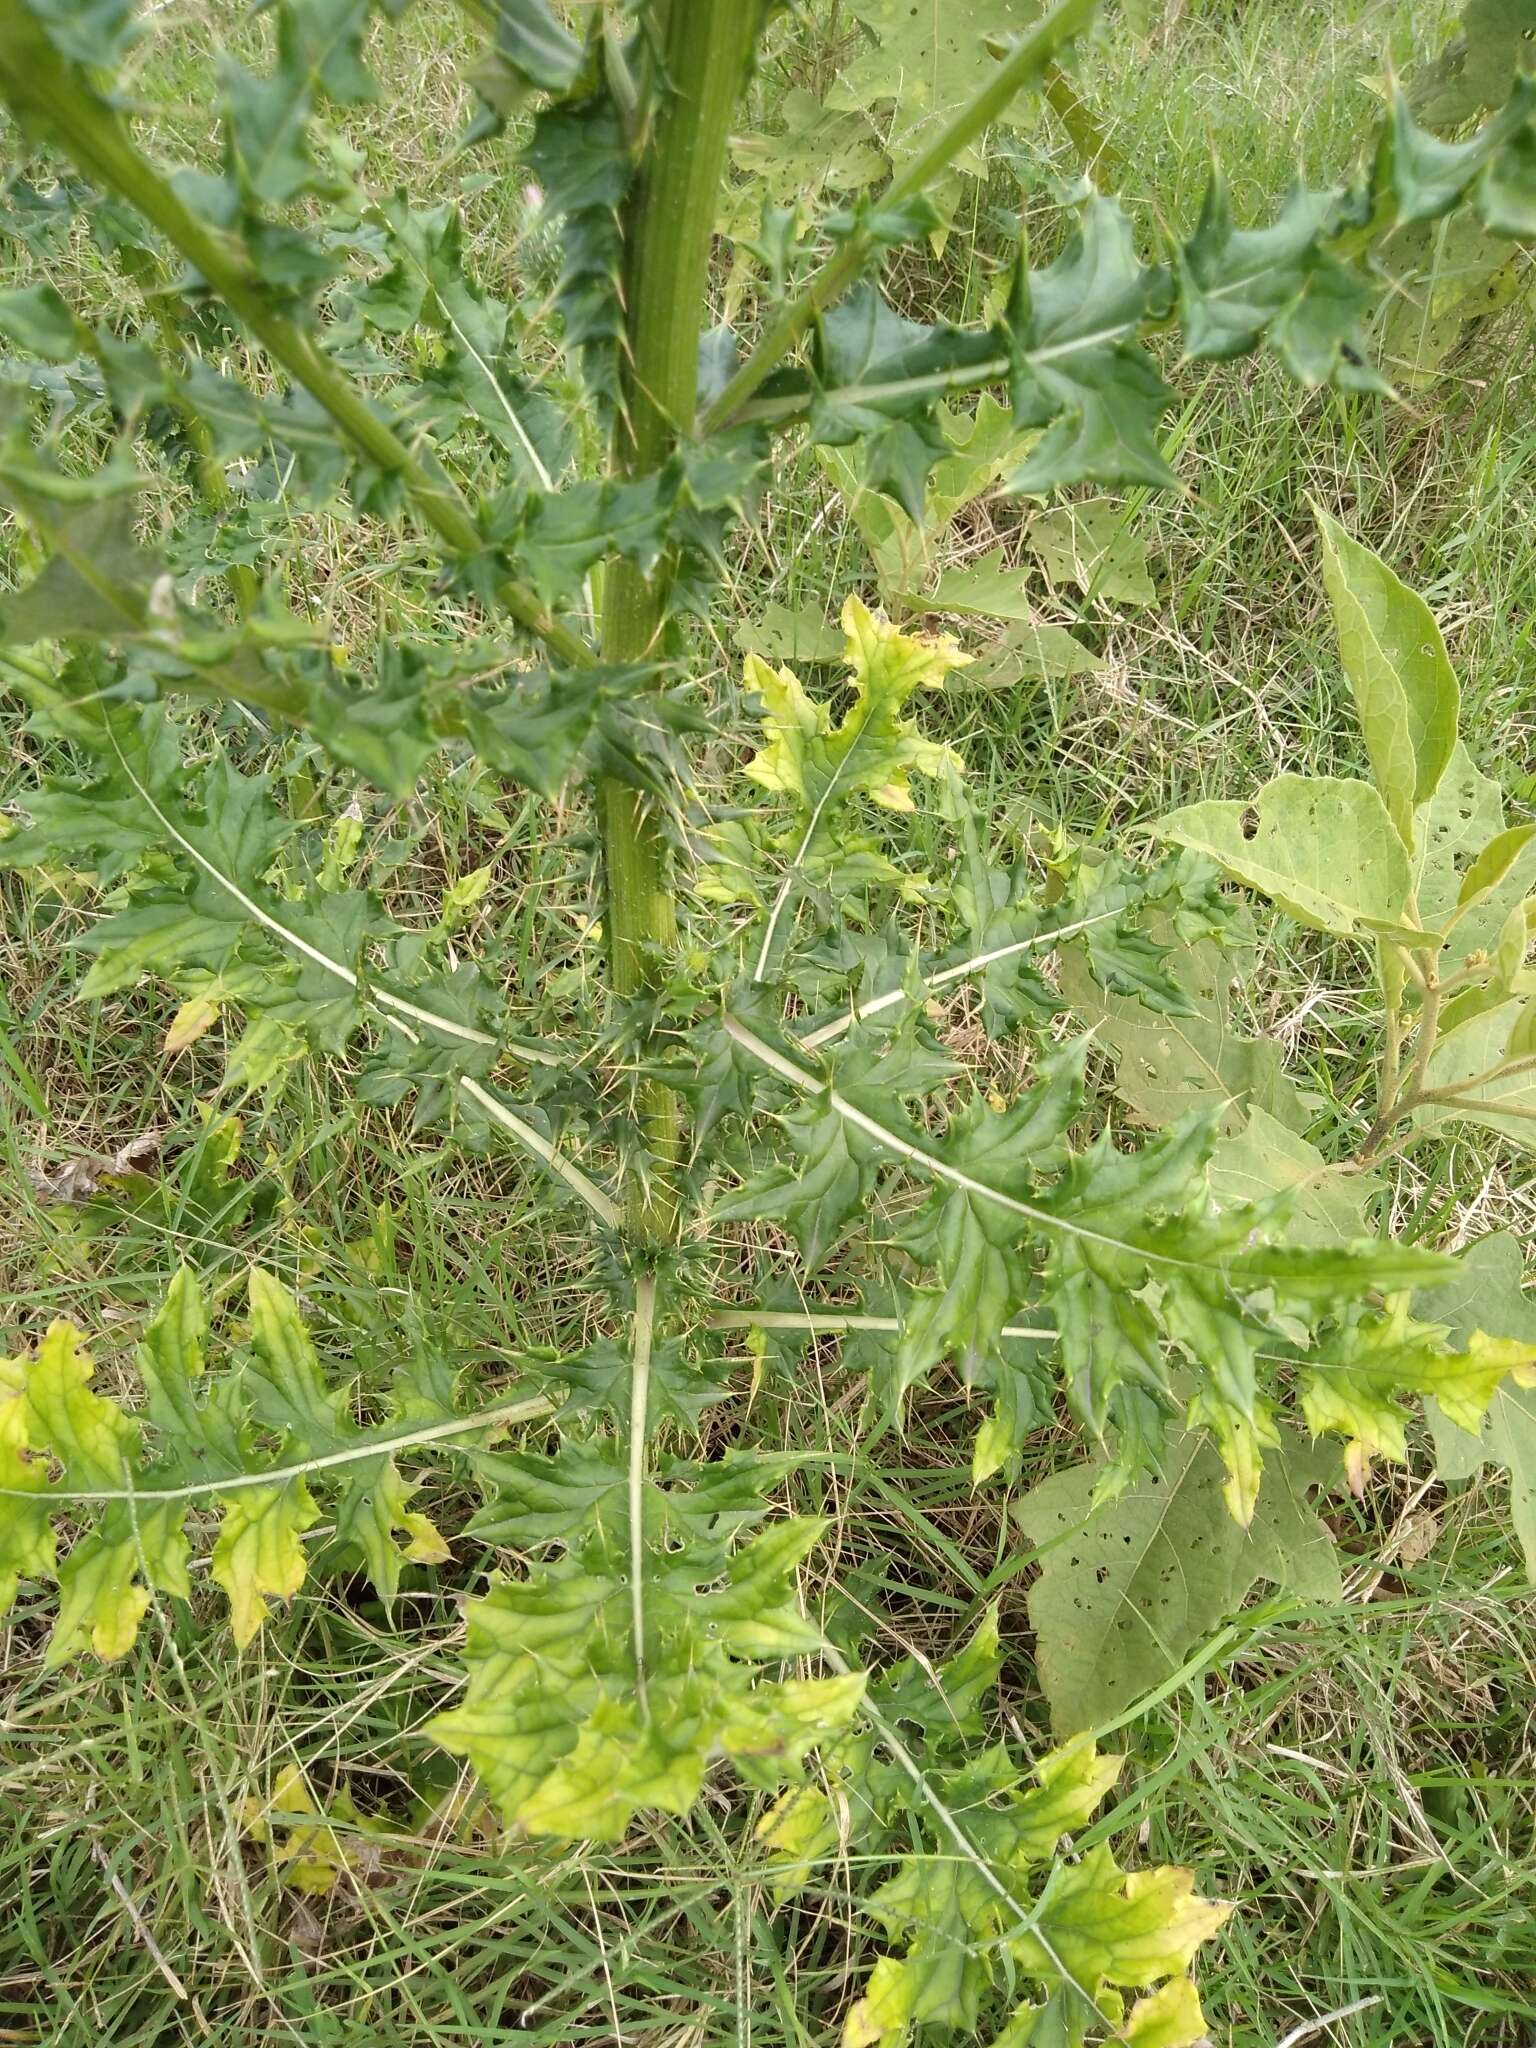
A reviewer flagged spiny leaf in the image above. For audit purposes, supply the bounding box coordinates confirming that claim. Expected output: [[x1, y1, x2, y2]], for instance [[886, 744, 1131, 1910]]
[[211, 1480, 321, 1648], [1411, 0, 1536, 129], [431, 1470, 863, 1841]]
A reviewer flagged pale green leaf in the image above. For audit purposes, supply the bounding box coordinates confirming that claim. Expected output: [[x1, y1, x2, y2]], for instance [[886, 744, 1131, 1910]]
[[1209, 1106, 1380, 1246], [1419, 1232, 1536, 1579], [1415, 997, 1536, 1149], [1155, 774, 1413, 938], [1315, 509, 1459, 844], [1459, 822, 1536, 907], [733, 602, 845, 665]]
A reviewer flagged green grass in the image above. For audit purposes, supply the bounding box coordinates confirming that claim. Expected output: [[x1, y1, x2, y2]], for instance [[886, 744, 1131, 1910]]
[[3, 0, 1536, 2042]]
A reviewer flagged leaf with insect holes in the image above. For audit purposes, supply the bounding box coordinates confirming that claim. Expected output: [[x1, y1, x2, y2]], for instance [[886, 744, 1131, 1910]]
[[1414, 741, 1536, 976], [1315, 510, 1459, 844], [1417, 1233, 1536, 1579], [1372, 213, 1528, 390], [1412, 0, 1536, 129], [1014, 1423, 1341, 1736], [1059, 930, 1301, 1138], [733, 602, 845, 665], [1026, 500, 1155, 606], [1155, 774, 1413, 938], [728, 86, 884, 215]]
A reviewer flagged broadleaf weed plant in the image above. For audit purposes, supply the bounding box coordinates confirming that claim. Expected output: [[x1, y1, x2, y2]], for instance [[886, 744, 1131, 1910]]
[[1, 1, 1536, 2039]]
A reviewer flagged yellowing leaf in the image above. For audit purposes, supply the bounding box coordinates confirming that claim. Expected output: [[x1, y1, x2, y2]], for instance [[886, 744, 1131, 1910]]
[[1417, 1233, 1536, 1580], [1124, 1973, 1211, 2048], [163, 995, 220, 1053], [0, 1356, 53, 1616], [242, 1761, 387, 1895], [755, 1783, 839, 1898], [1009, 1734, 1125, 1859], [842, 1955, 913, 2048], [744, 596, 966, 818], [50, 1529, 153, 1665], [1303, 1299, 1535, 1492], [212, 1480, 319, 1646], [1013, 1847, 1232, 1989], [25, 1321, 137, 1486]]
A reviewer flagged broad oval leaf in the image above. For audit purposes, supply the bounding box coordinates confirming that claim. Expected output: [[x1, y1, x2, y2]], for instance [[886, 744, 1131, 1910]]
[[1154, 773, 1413, 938]]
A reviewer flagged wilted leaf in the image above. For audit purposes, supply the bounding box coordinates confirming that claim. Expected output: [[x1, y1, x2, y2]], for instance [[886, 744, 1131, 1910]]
[[1014, 1424, 1341, 1735], [1026, 499, 1155, 606]]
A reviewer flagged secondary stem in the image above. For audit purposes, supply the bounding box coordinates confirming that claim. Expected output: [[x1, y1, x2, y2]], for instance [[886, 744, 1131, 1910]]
[[698, 0, 1100, 434], [0, 0, 589, 671], [597, 0, 767, 1244]]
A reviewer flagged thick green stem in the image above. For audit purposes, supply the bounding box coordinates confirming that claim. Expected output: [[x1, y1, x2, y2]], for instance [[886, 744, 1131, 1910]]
[[598, 0, 766, 1244], [0, 0, 590, 671]]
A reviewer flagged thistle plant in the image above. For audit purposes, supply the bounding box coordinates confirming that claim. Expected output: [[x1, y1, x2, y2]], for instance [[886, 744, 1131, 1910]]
[[3, 2, 1536, 2040]]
